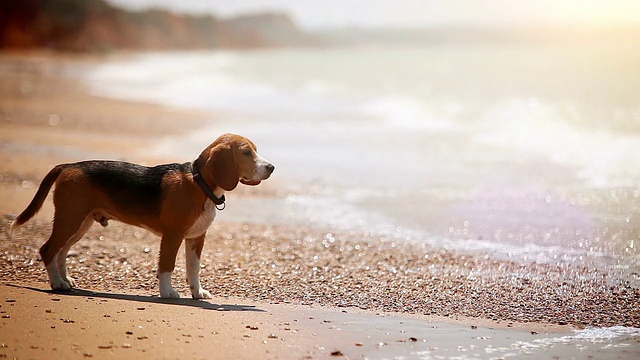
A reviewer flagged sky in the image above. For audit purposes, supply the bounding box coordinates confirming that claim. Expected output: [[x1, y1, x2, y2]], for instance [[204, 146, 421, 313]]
[[106, 0, 640, 29]]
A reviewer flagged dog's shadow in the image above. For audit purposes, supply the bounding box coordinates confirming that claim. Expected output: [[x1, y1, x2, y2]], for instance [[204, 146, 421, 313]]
[[7, 283, 264, 312]]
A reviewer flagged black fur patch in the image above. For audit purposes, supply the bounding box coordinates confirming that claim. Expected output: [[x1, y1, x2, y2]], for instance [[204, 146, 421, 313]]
[[79, 161, 189, 215]]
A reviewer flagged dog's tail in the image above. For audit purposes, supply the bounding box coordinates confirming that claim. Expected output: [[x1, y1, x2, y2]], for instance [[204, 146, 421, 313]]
[[10, 165, 65, 238]]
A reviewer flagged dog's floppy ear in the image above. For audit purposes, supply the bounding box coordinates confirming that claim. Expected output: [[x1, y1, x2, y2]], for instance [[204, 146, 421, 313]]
[[204, 142, 239, 191]]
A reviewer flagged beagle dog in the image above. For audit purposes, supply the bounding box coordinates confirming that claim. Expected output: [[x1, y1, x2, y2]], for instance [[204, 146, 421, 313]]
[[10, 133, 274, 299]]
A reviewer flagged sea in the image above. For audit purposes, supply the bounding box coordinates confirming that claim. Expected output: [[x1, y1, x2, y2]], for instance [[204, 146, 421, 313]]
[[69, 39, 640, 354], [76, 42, 640, 276]]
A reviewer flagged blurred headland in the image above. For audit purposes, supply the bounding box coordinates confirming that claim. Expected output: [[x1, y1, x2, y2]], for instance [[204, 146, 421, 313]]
[[0, 0, 316, 52]]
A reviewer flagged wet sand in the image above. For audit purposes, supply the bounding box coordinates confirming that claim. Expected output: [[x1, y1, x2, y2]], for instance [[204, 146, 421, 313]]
[[1, 52, 639, 359]]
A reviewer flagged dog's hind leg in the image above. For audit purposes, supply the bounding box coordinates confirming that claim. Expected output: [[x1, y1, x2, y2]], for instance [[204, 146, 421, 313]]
[[56, 216, 93, 288], [40, 208, 91, 291]]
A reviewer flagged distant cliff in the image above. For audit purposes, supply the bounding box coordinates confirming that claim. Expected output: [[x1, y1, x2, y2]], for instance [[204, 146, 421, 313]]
[[0, 0, 316, 51]]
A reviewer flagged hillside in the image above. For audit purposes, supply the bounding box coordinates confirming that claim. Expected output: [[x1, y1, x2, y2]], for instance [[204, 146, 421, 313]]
[[0, 0, 315, 51]]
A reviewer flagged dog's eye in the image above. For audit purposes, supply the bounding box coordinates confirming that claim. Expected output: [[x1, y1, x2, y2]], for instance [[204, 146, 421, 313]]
[[243, 150, 252, 157]]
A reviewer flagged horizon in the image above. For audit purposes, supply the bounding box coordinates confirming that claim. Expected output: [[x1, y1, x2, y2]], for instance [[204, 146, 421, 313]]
[[105, 0, 640, 30]]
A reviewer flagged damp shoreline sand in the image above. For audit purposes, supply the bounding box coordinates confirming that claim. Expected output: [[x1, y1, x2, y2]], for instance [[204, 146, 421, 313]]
[[1, 51, 639, 359]]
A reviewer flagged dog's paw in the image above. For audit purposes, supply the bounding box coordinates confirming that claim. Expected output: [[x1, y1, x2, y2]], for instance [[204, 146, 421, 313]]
[[51, 278, 72, 291], [64, 276, 77, 288], [158, 272, 180, 298], [160, 288, 181, 299], [192, 288, 212, 300]]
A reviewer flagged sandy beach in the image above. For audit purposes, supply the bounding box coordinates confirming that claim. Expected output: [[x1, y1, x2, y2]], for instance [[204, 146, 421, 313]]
[[1, 52, 639, 359]]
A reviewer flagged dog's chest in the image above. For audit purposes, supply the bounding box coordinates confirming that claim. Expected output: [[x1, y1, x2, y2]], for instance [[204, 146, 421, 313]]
[[184, 200, 216, 239]]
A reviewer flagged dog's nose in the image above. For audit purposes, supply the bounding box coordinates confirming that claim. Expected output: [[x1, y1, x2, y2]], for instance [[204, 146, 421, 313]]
[[266, 163, 275, 174]]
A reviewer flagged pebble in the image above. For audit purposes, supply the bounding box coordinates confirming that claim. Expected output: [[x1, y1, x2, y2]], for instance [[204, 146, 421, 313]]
[[1, 220, 638, 328]]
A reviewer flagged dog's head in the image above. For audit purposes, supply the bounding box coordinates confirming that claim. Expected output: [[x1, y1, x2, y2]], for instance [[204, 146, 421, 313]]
[[195, 133, 275, 191]]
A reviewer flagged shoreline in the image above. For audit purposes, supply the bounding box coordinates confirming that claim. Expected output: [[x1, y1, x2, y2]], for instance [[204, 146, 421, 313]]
[[1, 51, 639, 358]]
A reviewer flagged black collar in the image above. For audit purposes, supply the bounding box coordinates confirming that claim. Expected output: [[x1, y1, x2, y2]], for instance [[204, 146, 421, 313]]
[[191, 163, 226, 209]]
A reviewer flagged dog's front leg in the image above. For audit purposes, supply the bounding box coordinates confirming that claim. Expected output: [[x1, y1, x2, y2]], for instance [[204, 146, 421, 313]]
[[158, 232, 184, 298], [185, 234, 212, 299]]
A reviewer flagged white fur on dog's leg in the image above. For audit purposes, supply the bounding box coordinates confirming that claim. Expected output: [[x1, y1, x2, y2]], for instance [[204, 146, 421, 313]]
[[185, 241, 211, 299], [57, 258, 77, 288], [158, 272, 180, 298], [46, 256, 71, 291]]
